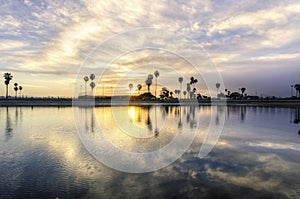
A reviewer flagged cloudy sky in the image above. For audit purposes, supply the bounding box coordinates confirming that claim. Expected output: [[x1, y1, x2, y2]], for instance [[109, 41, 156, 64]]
[[0, 0, 299, 97]]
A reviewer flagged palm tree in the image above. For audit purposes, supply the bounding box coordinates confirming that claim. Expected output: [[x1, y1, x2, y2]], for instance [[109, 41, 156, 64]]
[[187, 83, 191, 99], [295, 84, 300, 98], [3, 73, 13, 99], [291, 85, 294, 97], [83, 76, 89, 96], [90, 74, 95, 81], [190, 77, 194, 85], [178, 77, 183, 99], [14, 83, 18, 98], [190, 77, 198, 98], [154, 70, 159, 98], [18, 86, 23, 98], [129, 83, 133, 95], [183, 91, 187, 98], [241, 87, 246, 97], [145, 74, 153, 93], [216, 83, 220, 96], [90, 82, 95, 93], [137, 84, 142, 94]]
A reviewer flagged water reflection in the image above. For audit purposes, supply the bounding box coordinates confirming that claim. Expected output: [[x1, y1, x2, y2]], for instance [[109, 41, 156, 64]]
[[226, 106, 247, 122], [1, 106, 300, 198], [5, 107, 13, 141], [290, 107, 300, 135]]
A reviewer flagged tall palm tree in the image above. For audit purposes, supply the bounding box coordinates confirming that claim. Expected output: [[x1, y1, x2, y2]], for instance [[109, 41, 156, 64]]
[[83, 76, 89, 96], [178, 77, 183, 99], [3, 73, 13, 99], [137, 84, 142, 94], [14, 83, 18, 98], [18, 86, 23, 98], [154, 70, 159, 98], [129, 83, 133, 95], [216, 83, 220, 96], [146, 74, 153, 93]]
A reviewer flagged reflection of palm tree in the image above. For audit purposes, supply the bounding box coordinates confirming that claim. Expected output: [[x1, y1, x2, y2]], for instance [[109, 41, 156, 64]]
[[178, 106, 182, 130], [178, 77, 183, 99], [84, 108, 89, 132], [294, 108, 300, 124], [4, 73, 13, 99], [83, 76, 89, 96], [146, 106, 152, 131], [5, 107, 13, 141], [154, 70, 159, 98], [154, 106, 159, 137], [91, 108, 95, 133]]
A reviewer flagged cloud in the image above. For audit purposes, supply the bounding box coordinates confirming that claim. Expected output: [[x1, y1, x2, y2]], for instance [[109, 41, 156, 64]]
[[0, 0, 300, 96]]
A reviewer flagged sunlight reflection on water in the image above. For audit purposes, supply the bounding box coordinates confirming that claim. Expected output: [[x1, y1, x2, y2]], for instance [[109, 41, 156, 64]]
[[0, 106, 300, 198]]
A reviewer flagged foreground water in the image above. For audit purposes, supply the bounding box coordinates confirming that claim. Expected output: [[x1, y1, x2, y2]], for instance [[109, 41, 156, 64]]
[[0, 106, 300, 199]]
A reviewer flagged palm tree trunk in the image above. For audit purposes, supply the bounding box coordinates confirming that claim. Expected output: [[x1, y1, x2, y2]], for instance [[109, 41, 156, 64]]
[[180, 83, 182, 100], [155, 78, 157, 98], [6, 84, 8, 99], [85, 82, 87, 96]]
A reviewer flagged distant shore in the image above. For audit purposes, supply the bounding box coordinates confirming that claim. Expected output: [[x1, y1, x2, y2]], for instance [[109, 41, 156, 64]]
[[0, 98, 299, 107]]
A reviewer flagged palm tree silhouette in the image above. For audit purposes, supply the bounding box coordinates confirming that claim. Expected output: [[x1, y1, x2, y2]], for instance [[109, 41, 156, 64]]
[[178, 77, 183, 99], [294, 84, 300, 98], [137, 84, 142, 94], [187, 83, 191, 99], [83, 76, 89, 96], [146, 74, 153, 93], [241, 87, 246, 97], [3, 73, 13, 99], [14, 83, 18, 98], [90, 74, 95, 81], [183, 91, 187, 98], [129, 83, 133, 95], [18, 86, 23, 98], [190, 77, 198, 98], [154, 70, 159, 98], [216, 83, 220, 96], [90, 82, 95, 94]]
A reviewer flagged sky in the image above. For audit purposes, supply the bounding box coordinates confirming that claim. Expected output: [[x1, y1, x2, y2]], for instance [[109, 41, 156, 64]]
[[0, 0, 300, 97]]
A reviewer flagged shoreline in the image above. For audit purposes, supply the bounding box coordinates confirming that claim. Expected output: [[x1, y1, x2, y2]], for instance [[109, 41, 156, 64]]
[[0, 99, 299, 107]]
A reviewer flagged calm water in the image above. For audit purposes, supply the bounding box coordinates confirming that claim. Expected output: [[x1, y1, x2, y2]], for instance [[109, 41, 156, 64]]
[[0, 106, 300, 199]]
